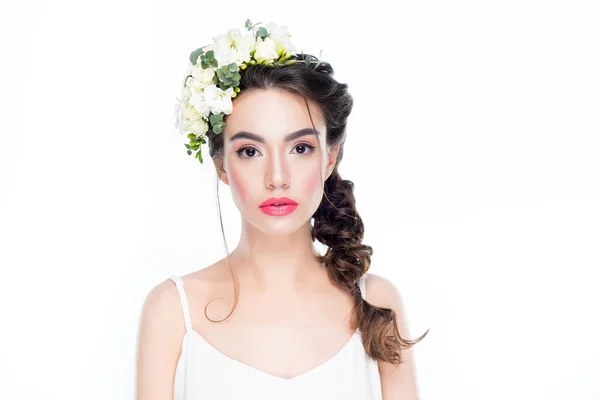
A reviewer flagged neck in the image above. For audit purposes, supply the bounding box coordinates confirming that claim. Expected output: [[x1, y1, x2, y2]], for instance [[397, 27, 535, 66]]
[[228, 219, 325, 294]]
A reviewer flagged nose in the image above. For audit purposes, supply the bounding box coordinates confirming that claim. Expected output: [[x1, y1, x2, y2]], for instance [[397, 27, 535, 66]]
[[264, 150, 290, 190]]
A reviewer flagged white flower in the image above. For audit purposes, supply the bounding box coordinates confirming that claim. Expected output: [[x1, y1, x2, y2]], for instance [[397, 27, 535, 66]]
[[228, 28, 241, 46], [189, 90, 211, 117], [191, 66, 215, 88], [187, 118, 209, 136], [254, 36, 278, 63], [213, 28, 241, 48], [203, 84, 234, 114], [266, 23, 296, 53], [213, 41, 238, 68], [174, 96, 186, 132], [213, 29, 244, 67], [235, 34, 256, 65]]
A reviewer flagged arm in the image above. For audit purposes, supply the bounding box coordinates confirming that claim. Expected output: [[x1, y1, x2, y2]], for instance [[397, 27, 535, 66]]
[[367, 273, 421, 400], [135, 280, 185, 400]]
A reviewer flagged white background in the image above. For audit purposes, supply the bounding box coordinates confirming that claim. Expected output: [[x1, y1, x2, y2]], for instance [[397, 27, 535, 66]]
[[1, 1, 599, 399]]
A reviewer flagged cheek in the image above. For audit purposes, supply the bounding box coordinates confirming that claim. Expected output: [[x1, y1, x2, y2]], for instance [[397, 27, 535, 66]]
[[303, 167, 324, 201], [228, 166, 249, 203]]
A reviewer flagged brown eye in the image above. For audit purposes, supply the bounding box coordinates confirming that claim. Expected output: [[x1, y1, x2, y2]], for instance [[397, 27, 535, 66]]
[[293, 143, 315, 155], [236, 146, 260, 160]]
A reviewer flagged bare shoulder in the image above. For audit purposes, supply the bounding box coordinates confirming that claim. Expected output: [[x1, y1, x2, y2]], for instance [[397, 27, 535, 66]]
[[137, 263, 223, 343], [364, 272, 406, 312], [365, 272, 421, 400], [135, 262, 230, 399], [135, 277, 187, 399]]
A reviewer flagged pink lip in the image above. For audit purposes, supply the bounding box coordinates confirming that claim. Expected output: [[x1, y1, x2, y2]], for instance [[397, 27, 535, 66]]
[[259, 197, 298, 216]]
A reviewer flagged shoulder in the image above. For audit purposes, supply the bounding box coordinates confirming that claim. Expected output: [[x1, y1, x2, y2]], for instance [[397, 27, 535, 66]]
[[139, 266, 220, 326], [135, 277, 187, 399], [138, 263, 227, 331], [137, 277, 186, 345], [364, 272, 407, 316], [364, 272, 421, 399]]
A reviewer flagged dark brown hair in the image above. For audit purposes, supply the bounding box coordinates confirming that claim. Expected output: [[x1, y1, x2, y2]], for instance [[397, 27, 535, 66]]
[[205, 53, 428, 365]]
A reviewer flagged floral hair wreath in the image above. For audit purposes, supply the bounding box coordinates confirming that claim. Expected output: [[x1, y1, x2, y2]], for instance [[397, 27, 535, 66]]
[[173, 19, 324, 164]]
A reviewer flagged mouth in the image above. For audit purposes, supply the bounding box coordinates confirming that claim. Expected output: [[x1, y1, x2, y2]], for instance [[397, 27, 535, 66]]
[[259, 197, 298, 208], [259, 197, 299, 216]]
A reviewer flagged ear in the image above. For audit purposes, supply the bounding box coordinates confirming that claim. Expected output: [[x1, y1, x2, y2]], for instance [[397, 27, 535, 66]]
[[325, 144, 341, 180], [213, 158, 229, 186]]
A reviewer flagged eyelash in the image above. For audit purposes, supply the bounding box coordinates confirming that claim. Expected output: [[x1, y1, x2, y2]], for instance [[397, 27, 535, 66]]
[[235, 143, 316, 160]]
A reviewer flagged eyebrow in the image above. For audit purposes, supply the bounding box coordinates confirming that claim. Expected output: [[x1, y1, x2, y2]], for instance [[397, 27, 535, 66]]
[[228, 128, 320, 143]]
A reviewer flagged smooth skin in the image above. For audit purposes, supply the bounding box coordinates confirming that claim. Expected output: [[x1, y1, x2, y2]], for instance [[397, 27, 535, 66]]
[[135, 88, 420, 399]]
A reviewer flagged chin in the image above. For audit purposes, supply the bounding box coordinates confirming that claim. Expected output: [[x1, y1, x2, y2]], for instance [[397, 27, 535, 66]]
[[247, 210, 312, 237]]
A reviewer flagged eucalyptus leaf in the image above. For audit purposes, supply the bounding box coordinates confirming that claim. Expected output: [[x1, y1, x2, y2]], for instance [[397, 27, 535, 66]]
[[210, 113, 223, 125], [257, 27, 268, 39], [213, 123, 224, 134]]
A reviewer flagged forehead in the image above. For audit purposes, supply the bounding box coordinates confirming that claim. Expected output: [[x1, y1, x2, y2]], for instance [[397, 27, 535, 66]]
[[223, 88, 325, 140]]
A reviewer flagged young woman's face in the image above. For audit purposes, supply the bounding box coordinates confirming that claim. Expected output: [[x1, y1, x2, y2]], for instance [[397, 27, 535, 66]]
[[216, 88, 339, 236]]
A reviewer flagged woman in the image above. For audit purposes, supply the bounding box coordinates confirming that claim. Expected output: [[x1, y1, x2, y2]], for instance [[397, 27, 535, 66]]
[[136, 20, 428, 400]]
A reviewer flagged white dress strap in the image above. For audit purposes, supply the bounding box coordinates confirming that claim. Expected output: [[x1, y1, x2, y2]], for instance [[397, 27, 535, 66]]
[[168, 274, 193, 332], [358, 272, 367, 300]]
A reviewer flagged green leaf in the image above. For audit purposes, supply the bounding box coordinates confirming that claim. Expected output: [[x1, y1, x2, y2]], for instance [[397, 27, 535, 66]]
[[194, 147, 204, 163], [256, 27, 268, 39], [210, 113, 223, 125], [185, 143, 190, 149], [189, 47, 206, 65], [187, 149, 192, 155], [304, 56, 311, 68]]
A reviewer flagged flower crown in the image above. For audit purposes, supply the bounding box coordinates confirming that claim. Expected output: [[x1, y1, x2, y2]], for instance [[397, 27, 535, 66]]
[[173, 19, 324, 164]]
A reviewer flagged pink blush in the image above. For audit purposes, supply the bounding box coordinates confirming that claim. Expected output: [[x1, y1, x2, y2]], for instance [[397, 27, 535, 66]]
[[303, 167, 323, 198], [228, 167, 248, 202]]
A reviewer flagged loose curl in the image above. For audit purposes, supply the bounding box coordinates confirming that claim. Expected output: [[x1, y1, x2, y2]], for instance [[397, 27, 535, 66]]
[[205, 53, 428, 365]]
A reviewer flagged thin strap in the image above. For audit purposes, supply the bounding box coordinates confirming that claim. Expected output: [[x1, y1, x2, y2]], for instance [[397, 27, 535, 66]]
[[168, 275, 192, 332], [359, 273, 367, 300]]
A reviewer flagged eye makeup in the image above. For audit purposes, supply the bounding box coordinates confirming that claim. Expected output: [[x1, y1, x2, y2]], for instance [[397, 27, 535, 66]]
[[235, 142, 316, 160]]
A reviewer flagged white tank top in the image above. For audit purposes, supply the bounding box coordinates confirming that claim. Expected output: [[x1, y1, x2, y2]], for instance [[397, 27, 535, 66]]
[[168, 273, 382, 400]]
